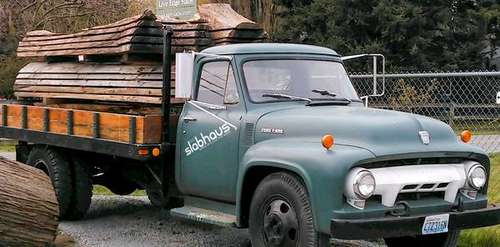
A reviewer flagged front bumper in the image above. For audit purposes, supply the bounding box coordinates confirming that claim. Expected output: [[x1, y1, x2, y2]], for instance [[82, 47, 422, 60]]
[[331, 204, 500, 240]]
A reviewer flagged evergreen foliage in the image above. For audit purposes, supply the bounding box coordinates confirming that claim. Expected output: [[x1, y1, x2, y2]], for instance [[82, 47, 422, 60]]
[[273, 0, 498, 71]]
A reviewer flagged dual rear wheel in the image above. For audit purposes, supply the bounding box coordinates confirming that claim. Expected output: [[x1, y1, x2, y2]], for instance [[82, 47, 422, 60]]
[[26, 146, 92, 220]]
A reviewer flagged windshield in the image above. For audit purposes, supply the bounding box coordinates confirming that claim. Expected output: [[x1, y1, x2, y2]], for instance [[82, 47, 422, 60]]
[[243, 59, 359, 103]]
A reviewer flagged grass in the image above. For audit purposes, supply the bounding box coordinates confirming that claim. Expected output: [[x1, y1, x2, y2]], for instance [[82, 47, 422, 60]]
[[459, 153, 500, 247], [0, 144, 15, 152], [92, 185, 146, 197]]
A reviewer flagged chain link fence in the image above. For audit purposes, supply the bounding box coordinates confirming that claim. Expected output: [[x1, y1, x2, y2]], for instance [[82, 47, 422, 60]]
[[350, 71, 500, 154]]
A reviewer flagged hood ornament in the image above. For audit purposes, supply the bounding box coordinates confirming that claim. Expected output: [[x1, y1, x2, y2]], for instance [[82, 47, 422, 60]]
[[419, 131, 430, 145]]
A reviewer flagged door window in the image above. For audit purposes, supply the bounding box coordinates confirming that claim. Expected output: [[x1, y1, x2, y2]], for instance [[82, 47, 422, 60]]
[[197, 61, 239, 105]]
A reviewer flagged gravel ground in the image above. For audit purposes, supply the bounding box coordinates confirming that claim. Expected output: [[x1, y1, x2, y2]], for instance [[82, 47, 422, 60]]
[[0, 151, 384, 247], [59, 196, 385, 247]]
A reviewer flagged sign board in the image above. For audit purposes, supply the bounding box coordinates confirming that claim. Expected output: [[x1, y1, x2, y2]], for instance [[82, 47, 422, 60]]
[[157, 0, 197, 20]]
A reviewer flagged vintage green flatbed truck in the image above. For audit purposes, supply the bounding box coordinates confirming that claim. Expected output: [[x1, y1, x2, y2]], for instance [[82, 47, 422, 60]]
[[2, 29, 500, 247]]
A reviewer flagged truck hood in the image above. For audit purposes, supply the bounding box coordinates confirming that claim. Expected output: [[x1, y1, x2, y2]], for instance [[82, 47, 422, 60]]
[[254, 105, 475, 157]]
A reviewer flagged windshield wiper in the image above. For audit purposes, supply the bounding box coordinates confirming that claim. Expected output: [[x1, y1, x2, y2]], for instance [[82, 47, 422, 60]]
[[311, 89, 352, 104], [262, 93, 312, 104]]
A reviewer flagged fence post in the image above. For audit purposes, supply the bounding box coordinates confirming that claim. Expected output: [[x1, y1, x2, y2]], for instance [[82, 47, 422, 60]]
[[448, 103, 455, 128]]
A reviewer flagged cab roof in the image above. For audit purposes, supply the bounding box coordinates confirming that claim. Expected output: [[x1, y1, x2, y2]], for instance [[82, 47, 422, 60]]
[[202, 43, 340, 57]]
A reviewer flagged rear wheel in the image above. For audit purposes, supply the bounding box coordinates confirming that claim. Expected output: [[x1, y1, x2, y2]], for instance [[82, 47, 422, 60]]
[[27, 146, 73, 219], [65, 157, 93, 220], [146, 180, 168, 207], [384, 231, 460, 247], [249, 172, 330, 247]]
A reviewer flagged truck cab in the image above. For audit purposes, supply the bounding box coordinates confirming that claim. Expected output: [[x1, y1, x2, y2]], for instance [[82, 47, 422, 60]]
[[171, 43, 500, 247]]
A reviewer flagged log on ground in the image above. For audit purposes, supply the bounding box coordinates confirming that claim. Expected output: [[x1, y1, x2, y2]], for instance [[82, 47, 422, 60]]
[[0, 157, 59, 247]]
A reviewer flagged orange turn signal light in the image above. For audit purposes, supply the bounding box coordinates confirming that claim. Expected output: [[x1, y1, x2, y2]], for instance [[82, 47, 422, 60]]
[[321, 134, 334, 150], [138, 148, 149, 156], [152, 147, 161, 157], [460, 130, 472, 143]]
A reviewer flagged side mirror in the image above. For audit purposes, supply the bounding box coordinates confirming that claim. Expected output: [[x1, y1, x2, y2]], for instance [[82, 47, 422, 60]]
[[342, 54, 386, 106], [175, 53, 194, 99]]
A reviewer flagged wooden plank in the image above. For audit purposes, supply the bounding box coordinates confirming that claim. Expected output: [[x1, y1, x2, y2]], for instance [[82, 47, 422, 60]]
[[73, 111, 94, 137], [39, 103, 161, 115], [22, 19, 158, 42], [18, 62, 166, 75], [16, 73, 167, 81], [6, 105, 22, 128], [198, 4, 262, 30], [20, 26, 144, 47], [19, 35, 210, 52], [15, 79, 170, 88], [99, 113, 130, 143], [140, 115, 162, 143], [22, 28, 205, 46], [48, 107, 68, 135], [15, 92, 162, 104], [15, 85, 166, 96], [26, 107, 44, 131], [17, 43, 201, 57], [22, 10, 158, 40], [210, 29, 267, 40]]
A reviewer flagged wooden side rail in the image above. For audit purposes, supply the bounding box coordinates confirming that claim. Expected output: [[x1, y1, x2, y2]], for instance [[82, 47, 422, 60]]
[[0, 104, 162, 144]]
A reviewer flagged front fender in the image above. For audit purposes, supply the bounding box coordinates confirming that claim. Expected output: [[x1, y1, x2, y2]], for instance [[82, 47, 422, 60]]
[[236, 138, 376, 233]]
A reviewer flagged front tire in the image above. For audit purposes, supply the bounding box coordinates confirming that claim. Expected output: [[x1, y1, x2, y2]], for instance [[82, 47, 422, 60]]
[[385, 231, 460, 247], [249, 172, 329, 247]]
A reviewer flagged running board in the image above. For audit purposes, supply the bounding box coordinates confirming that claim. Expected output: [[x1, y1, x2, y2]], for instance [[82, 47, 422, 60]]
[[170, 206, 237, 227]]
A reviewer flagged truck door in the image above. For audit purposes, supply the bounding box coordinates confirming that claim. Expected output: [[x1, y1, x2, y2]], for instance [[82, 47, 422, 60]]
[[178, 60, 242, 202]]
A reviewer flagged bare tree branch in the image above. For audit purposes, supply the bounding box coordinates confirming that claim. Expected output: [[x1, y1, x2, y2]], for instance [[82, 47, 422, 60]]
[[34, 12, 95, 29]]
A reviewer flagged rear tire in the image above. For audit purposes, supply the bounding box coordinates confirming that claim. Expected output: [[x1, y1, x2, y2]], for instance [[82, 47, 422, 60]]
[[65, 157, 92, 220], [146, 180, 168, 207], [27, 146, 73, 219], [249, 172, 329, 247], [385, 231, 460, 247]]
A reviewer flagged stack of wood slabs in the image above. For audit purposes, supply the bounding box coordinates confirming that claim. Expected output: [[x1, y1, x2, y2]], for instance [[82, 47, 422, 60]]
[[159, 15, 213, 53], [17, 10, 163, 58], [14, 62, 184, 105], [199, 4, 268, 45], [16, 10, 214, 58], [14, 4, 267, 107], [0, 104, 162, 144]]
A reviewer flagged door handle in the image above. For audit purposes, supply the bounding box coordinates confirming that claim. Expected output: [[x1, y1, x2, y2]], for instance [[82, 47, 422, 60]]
[[183, 117, 197, 123]]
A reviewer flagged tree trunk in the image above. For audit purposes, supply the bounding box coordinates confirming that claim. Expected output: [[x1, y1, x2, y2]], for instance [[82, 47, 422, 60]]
[[0, 157, 59, 247]]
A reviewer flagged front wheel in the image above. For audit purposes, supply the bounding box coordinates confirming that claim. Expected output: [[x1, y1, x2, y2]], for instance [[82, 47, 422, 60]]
[[385, 231, 460, 247], [249, 172, 330, 247]]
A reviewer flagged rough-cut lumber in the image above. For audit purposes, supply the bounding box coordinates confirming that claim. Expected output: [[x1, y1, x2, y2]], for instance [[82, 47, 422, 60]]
[[14, 62, 181, 105], [198, 4, 261, 30], [17, 10, 211, 58], [0, 157, 59, 246], [16, 4, 267, 59], [14, 4, 267, 107]]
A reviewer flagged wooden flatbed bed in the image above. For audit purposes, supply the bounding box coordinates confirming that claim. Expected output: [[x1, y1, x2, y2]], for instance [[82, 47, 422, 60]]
[[0, 103, 167, 160]]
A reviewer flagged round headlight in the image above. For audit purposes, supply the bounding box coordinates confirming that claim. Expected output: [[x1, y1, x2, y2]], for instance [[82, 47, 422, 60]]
[[468, 165, 487, 190], [353, 171, 376, 199]]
